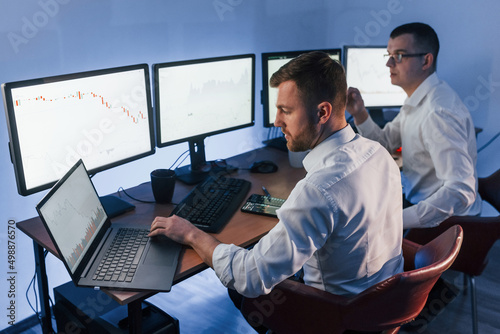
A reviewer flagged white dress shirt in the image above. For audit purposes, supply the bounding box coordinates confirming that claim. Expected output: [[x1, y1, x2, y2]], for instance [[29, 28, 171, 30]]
[[212, 125, 404, 298], [356, 73, 481, 229]]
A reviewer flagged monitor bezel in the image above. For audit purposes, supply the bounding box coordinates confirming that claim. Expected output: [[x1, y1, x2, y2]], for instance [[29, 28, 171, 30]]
[[2, 63, 156, 196], [343, 45, 406, 109], [261, 48, 342, 127], [153, 53, 256, 149]]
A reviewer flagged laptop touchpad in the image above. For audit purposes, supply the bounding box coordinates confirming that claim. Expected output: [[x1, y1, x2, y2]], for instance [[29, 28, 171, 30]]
[[143, 237, 179, 265]]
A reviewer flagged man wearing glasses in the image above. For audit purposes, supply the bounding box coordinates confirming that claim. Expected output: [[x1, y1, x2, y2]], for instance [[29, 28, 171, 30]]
[[347, 22, 481, 231], [346, 22, 481, 330]]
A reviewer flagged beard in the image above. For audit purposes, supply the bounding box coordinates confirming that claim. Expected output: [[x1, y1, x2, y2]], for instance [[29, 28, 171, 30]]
[[284, 118, 318, 152]]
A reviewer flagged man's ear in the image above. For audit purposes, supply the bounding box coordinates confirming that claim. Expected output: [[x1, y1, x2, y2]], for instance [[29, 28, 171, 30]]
[[317, 102, 333, 124], [422, 53, 434, 71]]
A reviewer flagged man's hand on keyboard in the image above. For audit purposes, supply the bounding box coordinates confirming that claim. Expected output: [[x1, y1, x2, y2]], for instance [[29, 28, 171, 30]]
[[149, 215, 221, 268], [149, 215, 195, 244]]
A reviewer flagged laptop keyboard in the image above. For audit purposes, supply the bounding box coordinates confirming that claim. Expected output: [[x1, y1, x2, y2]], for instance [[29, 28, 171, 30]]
[[92, 228, 149, 282]]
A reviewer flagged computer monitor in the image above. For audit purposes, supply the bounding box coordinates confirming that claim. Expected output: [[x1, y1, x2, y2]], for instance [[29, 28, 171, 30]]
[[154, 54, 255, 184], [2, 64, 155, 214], [343, 46, 407, 125], [261, 49, 342, 128]]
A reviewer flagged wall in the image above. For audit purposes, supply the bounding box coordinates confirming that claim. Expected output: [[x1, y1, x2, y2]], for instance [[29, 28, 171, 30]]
[[1, 0, 499, 328]]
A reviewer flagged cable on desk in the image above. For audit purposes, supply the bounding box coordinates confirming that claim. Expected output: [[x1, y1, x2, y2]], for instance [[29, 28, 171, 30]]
[[116, 146, 240, 206], [114, 148, 190, 205], [170, 149, 190, 169], [117, 186, 155, 204]]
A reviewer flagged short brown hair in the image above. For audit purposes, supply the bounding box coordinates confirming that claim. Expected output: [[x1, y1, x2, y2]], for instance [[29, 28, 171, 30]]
[[270, 51, 347, 117]]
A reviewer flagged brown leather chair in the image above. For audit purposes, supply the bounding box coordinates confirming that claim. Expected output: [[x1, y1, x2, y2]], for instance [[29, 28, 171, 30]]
[[240, 225, 463, 334], [405, 168, 500, 334], [405, 216, 500, 334]]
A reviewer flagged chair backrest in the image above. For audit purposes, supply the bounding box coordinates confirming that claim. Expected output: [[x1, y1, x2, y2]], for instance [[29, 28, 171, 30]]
[[241, 225, 463, 334], [478, 168, 500, 213], [405, 215, 500, 276], [341, 225, 463, 332]]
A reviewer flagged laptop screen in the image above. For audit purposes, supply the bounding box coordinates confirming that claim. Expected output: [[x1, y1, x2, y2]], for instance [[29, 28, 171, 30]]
[[38, 161, 107, 274]]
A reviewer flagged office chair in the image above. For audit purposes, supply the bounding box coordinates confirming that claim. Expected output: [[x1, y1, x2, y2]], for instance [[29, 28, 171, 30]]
[[405, 167, 500, 334], [478, 168, 500, 212], [241, 225, 463, 334]]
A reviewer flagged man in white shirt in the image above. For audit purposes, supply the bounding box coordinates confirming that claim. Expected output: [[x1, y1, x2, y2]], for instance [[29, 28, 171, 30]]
[[346, 22, 481, 230], [149, 51, 404, 331]]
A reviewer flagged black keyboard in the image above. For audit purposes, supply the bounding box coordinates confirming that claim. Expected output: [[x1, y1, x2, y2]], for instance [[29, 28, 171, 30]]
[[171, 176, 251, 233], [93, 228, 148, 282]]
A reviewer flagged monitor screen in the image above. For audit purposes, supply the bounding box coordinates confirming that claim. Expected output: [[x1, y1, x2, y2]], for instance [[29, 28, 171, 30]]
[[154, 54, 255, 184], [261, 49, 342, 127], [2, 64, 155, 197], [343, 46, 407, 108]]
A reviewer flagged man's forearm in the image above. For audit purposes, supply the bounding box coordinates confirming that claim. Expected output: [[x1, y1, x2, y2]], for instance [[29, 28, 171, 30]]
[[186, 229, 222, 268]]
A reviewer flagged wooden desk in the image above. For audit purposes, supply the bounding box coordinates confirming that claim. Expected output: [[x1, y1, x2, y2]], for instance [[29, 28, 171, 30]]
[[17, 147, 306, 334]]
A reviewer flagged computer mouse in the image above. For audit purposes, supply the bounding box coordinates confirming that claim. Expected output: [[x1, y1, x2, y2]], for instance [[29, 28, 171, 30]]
[[249, 160, 278, 173]]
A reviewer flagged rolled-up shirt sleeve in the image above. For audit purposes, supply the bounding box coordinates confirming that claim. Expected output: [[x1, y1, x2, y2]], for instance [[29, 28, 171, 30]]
[[212, 243, 239, 288], [212, 222, 301, 298]]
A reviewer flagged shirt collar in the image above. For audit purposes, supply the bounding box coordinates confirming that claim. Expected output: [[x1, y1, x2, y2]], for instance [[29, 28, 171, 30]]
[[302, 124, 356, 172], [404, 72, 440, 108]]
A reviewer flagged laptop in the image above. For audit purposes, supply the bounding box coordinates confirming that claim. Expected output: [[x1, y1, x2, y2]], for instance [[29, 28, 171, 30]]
[[36, 159, 182, 292]]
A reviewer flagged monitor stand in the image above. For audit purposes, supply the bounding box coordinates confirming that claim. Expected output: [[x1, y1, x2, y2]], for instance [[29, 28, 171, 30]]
[[175, 164, 233, 185], [175, 165, 210, 185], [175, 138, 237, 185]]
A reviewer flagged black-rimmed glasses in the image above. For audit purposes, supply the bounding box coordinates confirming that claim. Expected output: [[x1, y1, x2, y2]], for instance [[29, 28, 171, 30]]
[[384, 52, 428, 63]]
